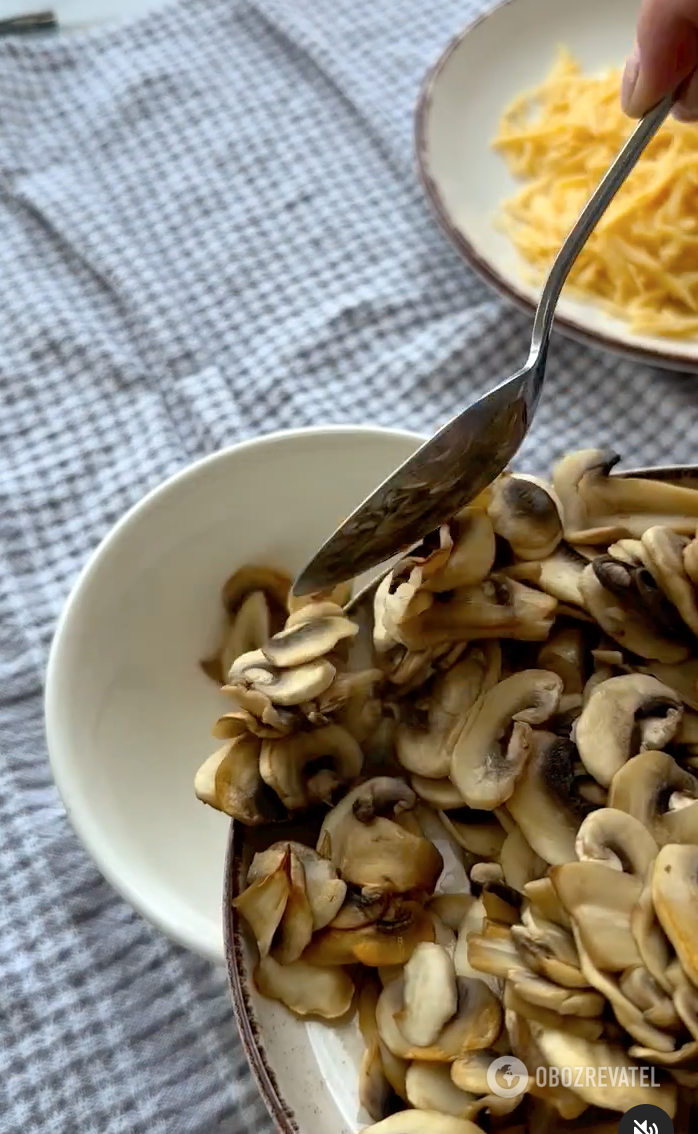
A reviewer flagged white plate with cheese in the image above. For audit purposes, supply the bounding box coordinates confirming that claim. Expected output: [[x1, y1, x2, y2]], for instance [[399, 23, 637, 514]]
[[415, 0, 698, 371]]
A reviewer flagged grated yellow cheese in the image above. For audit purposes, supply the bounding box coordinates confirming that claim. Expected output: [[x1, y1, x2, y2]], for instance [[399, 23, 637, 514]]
[[494, 49, 698, 338]]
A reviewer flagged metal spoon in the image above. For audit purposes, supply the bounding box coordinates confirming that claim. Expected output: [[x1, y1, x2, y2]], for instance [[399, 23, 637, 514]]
[[293, 94, 674, 596]]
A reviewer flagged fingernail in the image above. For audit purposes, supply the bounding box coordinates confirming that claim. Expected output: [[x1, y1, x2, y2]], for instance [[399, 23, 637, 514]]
[[621, 45, 641, 115]]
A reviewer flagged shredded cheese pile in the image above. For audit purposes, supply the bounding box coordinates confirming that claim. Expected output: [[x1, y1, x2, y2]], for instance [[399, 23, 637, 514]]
[[494, 49, 698, 338]]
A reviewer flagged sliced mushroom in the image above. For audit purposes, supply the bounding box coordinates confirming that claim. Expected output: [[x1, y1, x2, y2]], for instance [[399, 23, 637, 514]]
[[427, 507, 498, 590], [466, 920, 522, 979], [247, 842, 346, 931], [523, 879, 571, 929], [506, 1010, 588, 1118], [412, 776, 464, 810], [504, 982, 603, 1042], [233, 847, 291, 957], [376, 973, 502, 1062], [509, 967, 604, 1018], [259, 724, 363, 810], [488, 473, 562, 560], [579, 560, 689, 663], [505, 542, 588, 609], [450, 671, 562, 809], [550, 861, 642, 972], [359, 1114, 486, 1134], [405, 1062, 478, 1117], [531, 1024, 677, 1116], [642, 526, 698, 638], [216, 589, 271, 678], [537, 628, 586, 695], [254, 955, 354, 1019], [653, 844, 698, 988], [261, 612, 358, 668], [574, 809, 658, 878], [609, 750, 698, 846], [398, 943, 459, 1048], [620, 966, 680, 1031], [440, 809, 508, 860], [506, 730, 584, 866], [359, 977, 405, 1122], [575, 673, 683, 787], [511, 911, 587, 989], [303, 900, 436, 967], [469, 862, 504, 890], [229, 648, 338, 704], [287, 582, 352, 615], [500, 827, 547, 893], [553, 448, 698, 542], [194, 734, 287, 825], [221, 565, 291, 618], [429, 895, 477, 933]]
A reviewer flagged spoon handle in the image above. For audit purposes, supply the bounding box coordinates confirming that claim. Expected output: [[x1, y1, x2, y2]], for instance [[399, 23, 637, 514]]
[[528, 93, 675, 364]]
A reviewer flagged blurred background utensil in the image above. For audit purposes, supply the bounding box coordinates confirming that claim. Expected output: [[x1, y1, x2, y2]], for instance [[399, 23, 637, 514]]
[[294, 92, 675, 596]]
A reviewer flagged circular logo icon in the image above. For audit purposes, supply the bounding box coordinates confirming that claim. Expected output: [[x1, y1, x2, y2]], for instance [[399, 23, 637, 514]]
[[486, 1055, 529, 1098], [617, 1103, 674, 1134]]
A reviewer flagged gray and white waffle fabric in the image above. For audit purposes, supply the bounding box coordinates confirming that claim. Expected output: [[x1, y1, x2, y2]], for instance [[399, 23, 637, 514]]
[[1, 0, 697, 1131]]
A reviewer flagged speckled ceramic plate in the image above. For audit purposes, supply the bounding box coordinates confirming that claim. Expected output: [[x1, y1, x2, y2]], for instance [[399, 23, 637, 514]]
[[415, 0, 698, 372]]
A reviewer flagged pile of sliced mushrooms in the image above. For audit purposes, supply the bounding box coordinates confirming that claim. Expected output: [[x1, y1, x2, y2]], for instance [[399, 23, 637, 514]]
[[195, 449, 698, 1133]]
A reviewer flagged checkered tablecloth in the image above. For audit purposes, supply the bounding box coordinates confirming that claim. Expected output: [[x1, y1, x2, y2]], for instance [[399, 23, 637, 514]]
[[2, 0, 698, 1130]]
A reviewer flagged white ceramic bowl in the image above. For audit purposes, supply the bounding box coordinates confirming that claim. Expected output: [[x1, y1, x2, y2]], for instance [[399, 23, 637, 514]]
[[45, 426, 421, 962], [415, 0, 698, 371]]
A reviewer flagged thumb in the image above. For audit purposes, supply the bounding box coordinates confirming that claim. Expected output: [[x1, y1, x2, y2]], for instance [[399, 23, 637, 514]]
[[622, 0, 698, 116]]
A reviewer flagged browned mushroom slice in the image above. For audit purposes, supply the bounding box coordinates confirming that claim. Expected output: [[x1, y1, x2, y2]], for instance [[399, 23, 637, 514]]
[[639, 657, 698, 711], [500, 827, 547, 893], [259, 723, 363, 811], [467, 920, 522, 979], [575, 673, 683, 787], [450, 671, 562, 810], [531, 1023, 677, 1116], [619, 966, 680, 1032], [510, 912, 587, 990], [550, 861, 642, 972], [552, 448, 698, 541], [398, 943, 459, 1048], [609, 750, 698, 846], [215, 588, 271, 678], [287, 582, 352, 615], [427, 507, 497, 590], [537, 628, 586, 695], [247, 842, 347, 932], [523, 879, 572, 929], [303, 900, 435, 967], [579, 560, 689, 663], [487, 473, 563, 561], [440, 808, 508, 861], [317, 781, 443, 895], [405, 1062, 479, 1117], [194, 734, 286, 825], [574, 809, 658, 878], [254, 955, 354, 1019], [261, 612, 358, 668], [642, 526, 698, 638], [506, 1009, 588, 1117], [506, 543, 588, 607], [505, 730, 584, 866], [359, 1114, 487, 1134], [229, 648, 337, 705], [358, 976, 406, 1122], [376, 973, 502, 1062], [233, 847, 291, 957], [653, 844, 698, 988], [411, 776, 464, 810]]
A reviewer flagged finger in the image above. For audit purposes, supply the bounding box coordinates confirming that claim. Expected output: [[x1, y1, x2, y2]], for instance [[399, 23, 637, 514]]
[[621, 0, 698, 116], [675, 65, 698, 117]]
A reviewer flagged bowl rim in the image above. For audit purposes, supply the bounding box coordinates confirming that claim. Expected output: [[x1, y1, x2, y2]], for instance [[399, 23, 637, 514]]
[[44, 424, 425, 962], [413, 0, 698, 374]]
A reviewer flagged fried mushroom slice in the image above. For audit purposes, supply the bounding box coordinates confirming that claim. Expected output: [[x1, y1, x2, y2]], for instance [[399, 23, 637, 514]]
[[506, 731, 584, 866], [575, 673, 683, 787], [260, 611, 358, 667], [500, 826, 547, 893], [506, 543, 588, 607], [450, 671, 563, 810], [531, 1024, 677, 1116], [412, 776, 464, 810], [254, 955, 354, 1019], [609, 750, 698, 846], [194, 734, 287, 824], [359, 1114, 486, 1134], [259, 723, 363, 810], [550, 861, 642, 972], [405, 1062, 478, 1117], [487, 473, 562, 561], [228, 648, 337, 704], [553, 448, 698, 542], [537, 628, 586, 695], [376, 973, 502, 1062], [653, 844, 698, 988], [440, 808, 508, 860], [247, 842, 347, 931], [642, 526, 698, 638], [579, 560, 689, 663], [359, 976, 405, 1122], [574, 809, 658, 878], [303, 900, 436, 967], [398, 943, 459, 1048], [317, 778, 444, 895]]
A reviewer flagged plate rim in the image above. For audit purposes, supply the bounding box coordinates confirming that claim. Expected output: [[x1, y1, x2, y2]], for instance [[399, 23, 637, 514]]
[[413, 0, 698, 374]]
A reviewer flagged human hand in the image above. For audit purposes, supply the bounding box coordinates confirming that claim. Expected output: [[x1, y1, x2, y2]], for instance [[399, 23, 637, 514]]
[[622, 0, 698, 117]]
